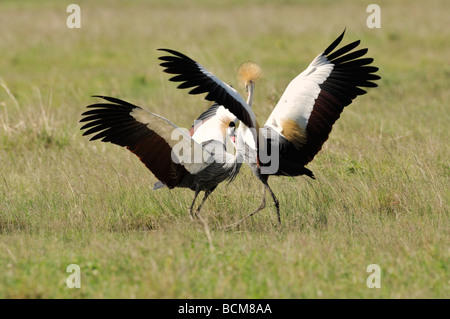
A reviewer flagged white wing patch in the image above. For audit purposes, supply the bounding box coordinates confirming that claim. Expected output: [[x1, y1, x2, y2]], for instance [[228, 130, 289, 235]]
[[265, 54, 334, 133]]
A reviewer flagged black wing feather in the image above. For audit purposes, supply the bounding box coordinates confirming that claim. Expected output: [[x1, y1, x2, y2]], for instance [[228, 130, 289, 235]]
[[280, 30, 380, 168], [157, 48, 255, 129], [80, 96, 189, 188]]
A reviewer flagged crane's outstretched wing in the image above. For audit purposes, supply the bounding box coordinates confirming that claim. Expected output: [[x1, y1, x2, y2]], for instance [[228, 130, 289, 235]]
[[80, 96, 210, 188], [157, 49, 257, 129], [265, 29, 380, 166]]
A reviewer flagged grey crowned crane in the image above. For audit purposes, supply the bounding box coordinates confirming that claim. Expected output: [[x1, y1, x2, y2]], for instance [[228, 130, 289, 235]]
[[80, 96, 246, 218], [157, 29, 380, 225]]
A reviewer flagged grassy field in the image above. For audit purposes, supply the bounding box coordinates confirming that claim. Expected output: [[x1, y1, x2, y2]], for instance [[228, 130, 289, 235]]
[[0, 0, 448, 298]]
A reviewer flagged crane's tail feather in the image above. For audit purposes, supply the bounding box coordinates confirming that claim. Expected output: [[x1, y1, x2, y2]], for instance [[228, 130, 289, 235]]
[[153, 181, 167, 190]]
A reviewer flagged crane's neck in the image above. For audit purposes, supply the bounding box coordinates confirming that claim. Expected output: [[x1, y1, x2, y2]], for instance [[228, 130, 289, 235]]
[[225, 80, 258, 180], [246, 81, 255, 108], [233, 82, 257, 168]]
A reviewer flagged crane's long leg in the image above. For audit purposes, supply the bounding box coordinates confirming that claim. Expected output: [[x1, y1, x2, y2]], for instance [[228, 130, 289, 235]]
[[222, 184, 267, 229], [189, 188, 201, 220], [193, 186, 217, 217], [248, 184, 266, 218], [265, 182, 281, 224]]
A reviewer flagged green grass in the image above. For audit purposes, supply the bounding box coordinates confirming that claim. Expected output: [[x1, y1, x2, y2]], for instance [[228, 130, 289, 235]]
[[0, 0, 448, 298]]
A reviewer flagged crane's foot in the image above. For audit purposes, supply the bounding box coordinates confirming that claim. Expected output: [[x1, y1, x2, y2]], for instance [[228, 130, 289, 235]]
[[188, 209, 196, 221]]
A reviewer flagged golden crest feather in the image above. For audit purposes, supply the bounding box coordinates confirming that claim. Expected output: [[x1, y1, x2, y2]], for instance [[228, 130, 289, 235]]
[[237, 62, 263, 86]]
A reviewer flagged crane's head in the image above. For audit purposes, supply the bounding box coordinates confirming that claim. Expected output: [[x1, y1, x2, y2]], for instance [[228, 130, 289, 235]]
[[227, 120, 237, 145], [237, 62, 262, 107], [225, 119, 239, 154]]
